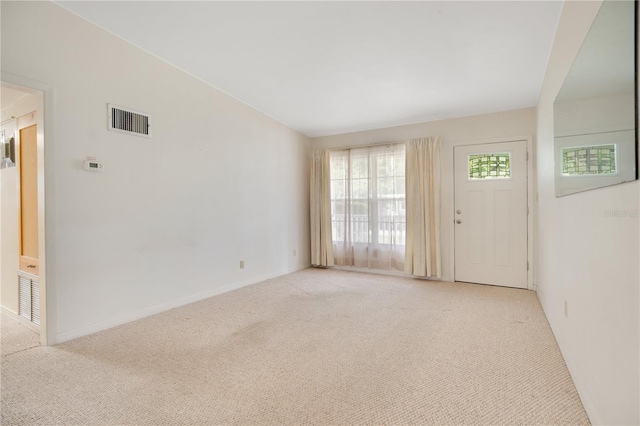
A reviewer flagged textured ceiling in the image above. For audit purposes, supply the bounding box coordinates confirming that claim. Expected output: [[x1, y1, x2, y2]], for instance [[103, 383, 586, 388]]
[[56, 1, 564, 137]]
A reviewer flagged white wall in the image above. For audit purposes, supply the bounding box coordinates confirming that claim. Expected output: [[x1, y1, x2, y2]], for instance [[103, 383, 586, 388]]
[[536, 1, 639, 424], [1, 1, 311, 342], [312, 107, 536, 282], [554, 92, 635, 137]]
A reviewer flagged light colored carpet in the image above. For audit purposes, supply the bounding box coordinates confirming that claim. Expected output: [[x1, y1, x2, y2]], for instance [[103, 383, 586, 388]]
[[1, 268, 589, 425], [1, 313, 40, 357]]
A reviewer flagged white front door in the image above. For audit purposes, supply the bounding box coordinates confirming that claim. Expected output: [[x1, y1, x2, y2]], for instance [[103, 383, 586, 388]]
[[454, 141, 528, 289]]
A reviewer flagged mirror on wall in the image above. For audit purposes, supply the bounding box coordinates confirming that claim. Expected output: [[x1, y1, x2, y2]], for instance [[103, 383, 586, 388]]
[[554, 0, 637, 197]]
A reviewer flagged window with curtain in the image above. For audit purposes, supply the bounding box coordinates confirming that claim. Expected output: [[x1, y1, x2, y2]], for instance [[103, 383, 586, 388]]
[[329, 144, 406, 271]]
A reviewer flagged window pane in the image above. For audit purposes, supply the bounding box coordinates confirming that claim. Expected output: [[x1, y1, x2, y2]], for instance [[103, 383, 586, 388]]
[[469, 153, 511, 179], [395, 177, 405, 195], [377, 177, 395, 197], [331, 200, 345, 215], [376, 155, 394, 177], [378, 199, 405, 245], [377, 222, 406, 245], [351, 155, 368, 178], [331, 220, 344, 242], [330, 157, 346, 179], [378, 199, 405, 218], [378, 220, 392, 244], [351, 200, 369, 215], [562, 144, 616, 175], [394, 152, 405, 175], [330, 180, 346, 200], [328, 145, 406, 249], [352, 178, 369, 199], [352, 214, 369, 243]]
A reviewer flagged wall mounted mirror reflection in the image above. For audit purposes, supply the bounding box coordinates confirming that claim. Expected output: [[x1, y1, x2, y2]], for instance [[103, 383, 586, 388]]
[[554, 0, 637, 197], [0, 128, 16, 169]]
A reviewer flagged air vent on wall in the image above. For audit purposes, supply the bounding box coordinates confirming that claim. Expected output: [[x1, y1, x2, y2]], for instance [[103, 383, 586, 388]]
[[108, 104, 151, 138], [19, 274, 40, 326]]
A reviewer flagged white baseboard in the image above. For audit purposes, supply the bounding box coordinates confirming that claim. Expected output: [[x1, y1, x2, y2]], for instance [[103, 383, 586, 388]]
[[1, 305, 41, 333], [331, 265, 450, 282], [1, 305, 18, 318], [56, 264, 309, 344], [536, 293, 601, 425], [551, 327, 602, 425]]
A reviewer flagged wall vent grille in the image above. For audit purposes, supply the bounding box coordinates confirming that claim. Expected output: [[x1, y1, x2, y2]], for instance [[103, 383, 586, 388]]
[[108, 104, 151, 138], [19, 274, 40, 326], [19, 276, 31, 321]]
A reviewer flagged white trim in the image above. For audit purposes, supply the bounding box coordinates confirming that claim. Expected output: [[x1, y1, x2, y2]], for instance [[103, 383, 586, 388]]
[[553, 123, 632, 139], [17, 270, 38, 281], [330, 265, 443, 281], [449, 135, 535, 290], [526, 136, 534, 291], [1, 304, 40, 333], [325, 140, 406, 152], [1, 305, 18, 317], [56, 265, 308, 344], [537, 298, 602, 425]]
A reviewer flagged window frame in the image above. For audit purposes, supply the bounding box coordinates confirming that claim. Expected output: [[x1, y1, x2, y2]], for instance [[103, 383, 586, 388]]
[[329, 146, 406, 247], [467, 151, 514, 181]]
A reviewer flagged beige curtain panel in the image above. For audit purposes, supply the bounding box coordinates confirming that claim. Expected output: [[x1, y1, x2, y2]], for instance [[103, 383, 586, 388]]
[[310, 150, 334, 267], [405, 137, 442, 278]]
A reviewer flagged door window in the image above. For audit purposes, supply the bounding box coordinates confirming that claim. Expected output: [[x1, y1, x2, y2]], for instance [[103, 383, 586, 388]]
[[468, 153, 511, 180]]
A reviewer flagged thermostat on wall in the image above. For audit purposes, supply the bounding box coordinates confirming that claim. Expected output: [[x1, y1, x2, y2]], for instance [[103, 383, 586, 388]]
[[84, 157, 103, 172]]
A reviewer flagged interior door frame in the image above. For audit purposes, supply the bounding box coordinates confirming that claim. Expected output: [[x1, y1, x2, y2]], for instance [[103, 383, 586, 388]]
[[2, 72, 57, 346], [449, 135, 534, 290]]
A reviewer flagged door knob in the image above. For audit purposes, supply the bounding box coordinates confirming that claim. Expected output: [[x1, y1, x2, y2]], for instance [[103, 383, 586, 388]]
[[456, 210, 462, 214], [456, 219, 462, 224]]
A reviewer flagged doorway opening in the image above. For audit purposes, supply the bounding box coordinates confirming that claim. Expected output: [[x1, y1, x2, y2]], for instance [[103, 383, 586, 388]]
[[1, 82, 46, 345]]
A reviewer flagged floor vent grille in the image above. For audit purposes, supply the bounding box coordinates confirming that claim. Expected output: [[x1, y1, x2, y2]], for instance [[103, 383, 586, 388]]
[[19, 274, 40, 326]]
